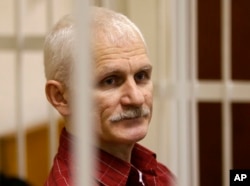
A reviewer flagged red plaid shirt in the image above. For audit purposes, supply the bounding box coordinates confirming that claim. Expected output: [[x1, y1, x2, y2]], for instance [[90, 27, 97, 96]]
[[45, 128, 175, 186]]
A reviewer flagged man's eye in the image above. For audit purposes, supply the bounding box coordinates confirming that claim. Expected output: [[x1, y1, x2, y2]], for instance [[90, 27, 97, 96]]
[[104, 77, 116, 85], [99, 76, 121, 88], [135, 71, 149, 82]]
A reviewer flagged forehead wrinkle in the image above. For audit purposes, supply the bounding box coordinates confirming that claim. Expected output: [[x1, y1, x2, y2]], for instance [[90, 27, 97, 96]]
[[94, 45, 147, 63]]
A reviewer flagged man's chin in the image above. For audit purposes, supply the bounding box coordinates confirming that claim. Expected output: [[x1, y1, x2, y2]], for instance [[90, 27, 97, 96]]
[[121, 129, 148, 144]]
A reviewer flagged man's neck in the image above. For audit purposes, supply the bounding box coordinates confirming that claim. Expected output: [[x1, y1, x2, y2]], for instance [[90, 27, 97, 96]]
[[98, 142, 135, 162]]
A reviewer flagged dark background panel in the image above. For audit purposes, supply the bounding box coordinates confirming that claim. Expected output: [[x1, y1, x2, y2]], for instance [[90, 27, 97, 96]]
[[198, 102, 222, 186], [198, 0, 222, 80], [232, 0, 250, 80], [232, 103, 250, 168]]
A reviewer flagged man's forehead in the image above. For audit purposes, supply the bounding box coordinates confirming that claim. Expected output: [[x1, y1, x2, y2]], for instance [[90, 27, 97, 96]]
[[93, 41, 148, 61]]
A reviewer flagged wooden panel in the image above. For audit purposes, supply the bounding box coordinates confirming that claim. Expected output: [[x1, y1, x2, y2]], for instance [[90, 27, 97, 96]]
[[198, 0, 222, 80], [26, 126, 50, 186], [1, 136, 18, 176], [232, 0, 250, 80], [232, 103, 250, 168], [0, 121, 64, 185], [198, 102, 222, 186]]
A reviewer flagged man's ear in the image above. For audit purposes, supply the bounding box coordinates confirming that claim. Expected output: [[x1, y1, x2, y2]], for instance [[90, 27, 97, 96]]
[[45, 80, 71, 116]]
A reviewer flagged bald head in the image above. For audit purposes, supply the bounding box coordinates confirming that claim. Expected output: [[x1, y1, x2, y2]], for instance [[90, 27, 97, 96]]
[[44, 7, 147, 87]]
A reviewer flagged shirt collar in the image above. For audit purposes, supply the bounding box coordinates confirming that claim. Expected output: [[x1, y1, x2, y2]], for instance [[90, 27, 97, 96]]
[[96, 143, 158, 185], [58, 128, 158, 185]]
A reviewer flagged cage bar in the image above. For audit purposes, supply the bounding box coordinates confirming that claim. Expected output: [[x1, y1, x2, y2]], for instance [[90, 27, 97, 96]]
[[190, 0, 199, 185], [221, 0, 232, 186], [174, 0, 192, 185], [73, 1, 94, 186], [15, 0, 27, 179]]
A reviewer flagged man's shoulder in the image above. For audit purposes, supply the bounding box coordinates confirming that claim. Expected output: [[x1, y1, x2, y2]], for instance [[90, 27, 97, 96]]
[[44, 155, 71, 186]]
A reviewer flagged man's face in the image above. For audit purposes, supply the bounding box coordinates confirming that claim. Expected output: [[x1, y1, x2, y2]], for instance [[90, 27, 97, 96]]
[[93, 39, 153, 147]]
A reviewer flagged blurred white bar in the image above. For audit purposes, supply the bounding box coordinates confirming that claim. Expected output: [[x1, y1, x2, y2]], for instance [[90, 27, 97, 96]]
[[170, 0, 180, 177], [48, 107, 57, 166], [15, 0, 27, 179], [101, 0, 112, 8], [156, 0, 168, 162], [174, 0, 191, 185], [46, 0, 54, 31], [221, 0, 232, 186], [190, 0, 199, 185], [156, 0, 179, 176], [73, 1, 94, 186], [46, 0, 58, 166]]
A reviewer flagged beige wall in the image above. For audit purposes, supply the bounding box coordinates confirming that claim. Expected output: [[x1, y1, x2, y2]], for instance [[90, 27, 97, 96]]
[[0, 0, 71, 136]]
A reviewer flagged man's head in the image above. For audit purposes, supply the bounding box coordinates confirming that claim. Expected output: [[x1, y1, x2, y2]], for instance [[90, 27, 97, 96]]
[[44, 7, 153, 147]]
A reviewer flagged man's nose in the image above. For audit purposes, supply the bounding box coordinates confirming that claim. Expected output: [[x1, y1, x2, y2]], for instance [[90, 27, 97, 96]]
[[120, 78, 144, 106]]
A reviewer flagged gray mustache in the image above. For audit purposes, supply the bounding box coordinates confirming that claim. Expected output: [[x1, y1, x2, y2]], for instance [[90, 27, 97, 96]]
[[109, 107, 150, 122]]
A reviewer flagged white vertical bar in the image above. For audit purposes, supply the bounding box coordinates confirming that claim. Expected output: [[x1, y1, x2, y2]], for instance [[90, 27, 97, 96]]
[[101, 0, 112, 8], [175, 0, 191, 185], [190, 0, 199, 185], [46, 0, 57, 166], [157, 0, 179, 175], [48, 107, 57, 166], [156, 0, 167, 155], [73, 1, 94, 186], [170, 0, 180, 177], [222, 0, 232, 186], [15, 0, 26, 179], [156, 0, 167, 84], [46, 0, 54, 30]]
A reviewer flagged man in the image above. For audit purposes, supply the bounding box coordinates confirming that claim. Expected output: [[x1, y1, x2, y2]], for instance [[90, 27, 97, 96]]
[[44, 6, 175, 186]]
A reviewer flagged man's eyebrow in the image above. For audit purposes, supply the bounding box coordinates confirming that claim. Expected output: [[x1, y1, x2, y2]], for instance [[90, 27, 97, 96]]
[[95, 64, 153, 77], [135, 64, 153, 73], [96, 64, 120, 72], [140, 64, 153, 71], [95, 66, 123, 78]]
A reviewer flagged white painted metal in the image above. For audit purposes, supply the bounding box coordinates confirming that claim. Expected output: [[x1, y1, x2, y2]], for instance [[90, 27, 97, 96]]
[[73, 1, 94, 186], [46, 0, 54, 31], [48, 107, 57, 166], [173, 0, 192, 185], [190, 0, 199, 185], [156, 0, 169, 166], [15, 0, 27, 179], [156, 0, 179, 177], [222, 1, 232, 186], [101, 0, 112, 8], [46, 0, 58, 167], [168, 0, 180, 178]]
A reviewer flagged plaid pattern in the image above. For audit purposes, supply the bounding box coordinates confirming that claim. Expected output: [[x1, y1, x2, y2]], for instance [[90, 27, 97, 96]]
[[45, 128, 175, 186]]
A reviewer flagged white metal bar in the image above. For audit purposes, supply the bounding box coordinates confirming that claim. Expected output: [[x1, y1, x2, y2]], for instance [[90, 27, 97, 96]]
[[221, 1, 232, 186], [190, 0, 199, 185], [175, 0, 192, 185], [156, 0, 179, 176], [46, 0, 57, 166], [101, 0, 112, 8], [15, 0, 27, 179], [46, 0, 54, 31], [48, 107, 57, 166], [73, 2, 94, 186], [169, 0, 180, 177], [156, 0, 168, 160], [197, 82, 250, 101]]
